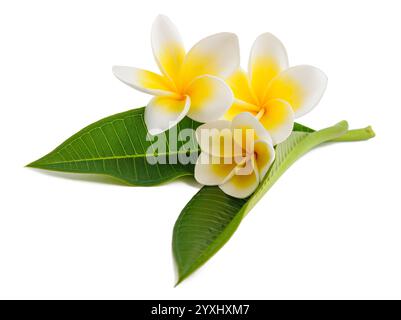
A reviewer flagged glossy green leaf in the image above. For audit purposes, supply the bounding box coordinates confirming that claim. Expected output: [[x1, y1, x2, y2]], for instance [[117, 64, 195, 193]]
[[27, 107, 201, 186], [27, 106, 316, 186], [173, 121, 375, 284], [293, 122, 314, 133]]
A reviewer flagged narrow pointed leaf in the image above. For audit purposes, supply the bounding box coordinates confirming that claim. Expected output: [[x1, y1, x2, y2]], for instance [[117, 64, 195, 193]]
[[28, 107, 201, 186], [173, 121, 375, 284], [28, 106, 315, 186]]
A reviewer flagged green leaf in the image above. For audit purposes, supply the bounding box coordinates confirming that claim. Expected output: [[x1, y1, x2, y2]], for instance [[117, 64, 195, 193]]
[[173, 121, 375, 284], [27, 107, 202, 186], [293, 122, 314, 133], [27, 106, 318, 186]]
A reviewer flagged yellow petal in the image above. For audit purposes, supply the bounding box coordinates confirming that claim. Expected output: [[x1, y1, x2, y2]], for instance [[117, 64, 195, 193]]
[[144, 95, 190, 135], [265, 65, 328, 118], [234, 157, 256, 177], [226, 69, 258, 105], [112, 66, 174, 96], [186, 75, 233, 122], [219, 165, 259, 198], [151, 15, 185, 83], [253, 140, 275, 179], [181, 33, 239, 86], [194, 152, 237, 186], [260, 99, 294, 145], [224, 99, 259, 121], [249, 33, 289, 104]]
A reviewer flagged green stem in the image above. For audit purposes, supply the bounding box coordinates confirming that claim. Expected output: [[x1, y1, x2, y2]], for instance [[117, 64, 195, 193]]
[[331, 126, 375, 142]]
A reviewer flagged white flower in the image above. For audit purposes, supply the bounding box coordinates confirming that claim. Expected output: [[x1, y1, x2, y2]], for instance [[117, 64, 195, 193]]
[[195, 113, 275, 198], [226, 33, 328, 145], [113, 15, 240, 135]]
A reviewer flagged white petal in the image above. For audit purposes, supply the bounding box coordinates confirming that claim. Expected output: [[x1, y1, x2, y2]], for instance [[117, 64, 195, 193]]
[[181, 33, 240, 84], [186, 75, 233, 123], [249, 33, 289, 102], [219, 163, 259, 198], [266, 65, 328, 118], [253, 140, 275, 179], [195, 119, 231, 152], [195, 120, 241, 159], [151, 15, 185, 81], [112, 66, 174, 96], [260, 99, 294, 145], [194, 152, 236, 186], [145, 95, 190, 135], [231, 112, 273, 146]]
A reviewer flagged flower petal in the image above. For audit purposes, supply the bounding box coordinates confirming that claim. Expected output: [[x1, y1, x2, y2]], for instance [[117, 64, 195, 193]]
[[260, 99, 294, 145], [186, 75, 233, 123], [195, 120, 242, 158], [265, 65, 328, 118], [253, 140, 275, 179], [194, 152, 236, 186], [231, 112, 273, 147], [226, 69, 258, 105], [144, 95, 190, 135], [249, 33, 289, 103], [181, 33, 240, 85], [151, 15, 185, 82], [195, 120, 231, 152], [112, 66, 174, 96], [224, 99, 259, 121], [219, 164, 259, 198]]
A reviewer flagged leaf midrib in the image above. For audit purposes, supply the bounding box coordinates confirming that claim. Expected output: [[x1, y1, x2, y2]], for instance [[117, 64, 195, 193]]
[[31, 149, 200, 166]]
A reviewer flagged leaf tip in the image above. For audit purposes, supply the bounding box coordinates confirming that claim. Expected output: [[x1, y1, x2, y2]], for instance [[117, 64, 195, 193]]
[[336, 120, 349, 131], [174, 267, 194, 286], [25, 159, 41, 168], [25, 161, 36, 168], [365, 126, 376, 139], [174, 269, 188, 287]]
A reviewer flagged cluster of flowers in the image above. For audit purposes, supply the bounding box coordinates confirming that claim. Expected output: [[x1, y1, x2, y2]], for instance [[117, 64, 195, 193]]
[[113, 15, 327, 198]]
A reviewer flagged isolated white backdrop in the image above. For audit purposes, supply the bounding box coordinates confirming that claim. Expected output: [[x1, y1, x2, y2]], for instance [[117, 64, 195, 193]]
[[0, 0, 400, 299]]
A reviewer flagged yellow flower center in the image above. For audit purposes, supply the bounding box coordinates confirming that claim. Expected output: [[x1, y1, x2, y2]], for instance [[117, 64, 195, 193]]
[[255, 107, 265, 120]]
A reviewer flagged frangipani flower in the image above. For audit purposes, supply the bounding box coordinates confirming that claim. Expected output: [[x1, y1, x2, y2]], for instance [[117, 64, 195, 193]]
[[195, 113, 275, 198], [113, 15, 240, 135], [226, 33, 328, 145]]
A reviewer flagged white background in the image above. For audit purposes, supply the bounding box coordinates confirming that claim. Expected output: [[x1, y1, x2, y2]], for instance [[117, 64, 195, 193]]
[[1, 0, 400, 299]]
